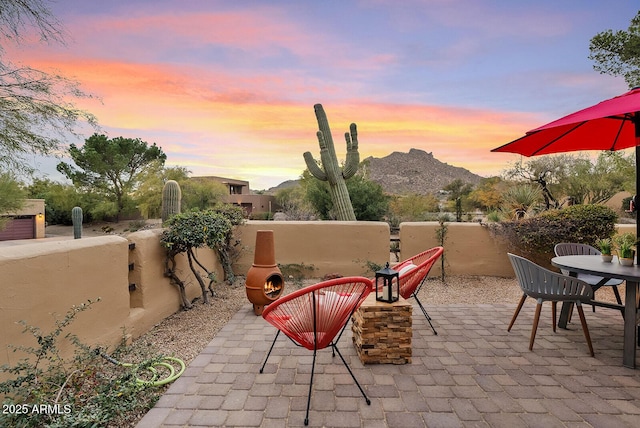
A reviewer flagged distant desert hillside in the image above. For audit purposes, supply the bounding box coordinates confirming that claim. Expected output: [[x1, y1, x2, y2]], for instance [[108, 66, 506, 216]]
[[267, 148, 483, 195]]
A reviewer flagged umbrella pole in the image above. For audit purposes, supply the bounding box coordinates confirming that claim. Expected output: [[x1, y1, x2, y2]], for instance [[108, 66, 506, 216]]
[[636, 120, 640, 263]]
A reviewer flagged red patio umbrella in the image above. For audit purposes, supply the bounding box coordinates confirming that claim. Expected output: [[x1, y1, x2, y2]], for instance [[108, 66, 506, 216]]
[[492, 86, 640, 240]]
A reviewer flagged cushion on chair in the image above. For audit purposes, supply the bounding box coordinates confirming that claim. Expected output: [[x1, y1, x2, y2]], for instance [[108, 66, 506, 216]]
[[399, 263, 417, 277]]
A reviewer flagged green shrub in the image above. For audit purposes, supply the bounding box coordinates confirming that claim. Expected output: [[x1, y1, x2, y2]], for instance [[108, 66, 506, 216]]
[[278, 263, 317, 288], [0, 300, 167, 428], [491, 204, 618, 266]]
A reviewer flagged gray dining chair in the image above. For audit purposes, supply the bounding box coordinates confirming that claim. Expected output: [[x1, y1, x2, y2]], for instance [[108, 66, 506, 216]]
[[507, 253, 595, 356], [554, 243, 624, 311]]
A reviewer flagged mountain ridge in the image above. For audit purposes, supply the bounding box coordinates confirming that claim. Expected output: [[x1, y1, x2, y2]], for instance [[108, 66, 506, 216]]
[[266, 148, 484, 195]]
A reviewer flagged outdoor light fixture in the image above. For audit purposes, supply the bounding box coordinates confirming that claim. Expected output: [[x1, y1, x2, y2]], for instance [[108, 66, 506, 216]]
[[375, 262, 399, 303]]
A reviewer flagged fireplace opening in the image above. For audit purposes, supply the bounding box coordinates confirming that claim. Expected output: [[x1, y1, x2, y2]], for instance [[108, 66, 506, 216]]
[[264, 274, 284, 298]]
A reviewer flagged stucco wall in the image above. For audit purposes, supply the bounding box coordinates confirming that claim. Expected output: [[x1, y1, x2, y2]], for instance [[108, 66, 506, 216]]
[[400, 222, 516, 277], [235, 221, 391, 278], [0, 236, 130, 367], [2, 220, 633, 369], [125, 229, 222, 338]]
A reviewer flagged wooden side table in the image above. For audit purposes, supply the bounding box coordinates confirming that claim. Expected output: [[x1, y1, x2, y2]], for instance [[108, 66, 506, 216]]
[[351, 294, 412, 364]]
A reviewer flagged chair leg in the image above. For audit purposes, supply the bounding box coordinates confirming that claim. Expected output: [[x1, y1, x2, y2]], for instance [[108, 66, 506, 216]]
[[412, 292, 437, 335], [304, 349, 317, 426], [508, 294, 527, 332], [259, 330, 281, 373], [332, 343, 371, 405], [552, 301, 557, 333], [575, 303, 595, 357], [529, 302, 542, 350]]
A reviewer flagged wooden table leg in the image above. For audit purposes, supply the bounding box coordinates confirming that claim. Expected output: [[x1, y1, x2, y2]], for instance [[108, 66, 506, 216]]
[[623, 280, 638, 369]]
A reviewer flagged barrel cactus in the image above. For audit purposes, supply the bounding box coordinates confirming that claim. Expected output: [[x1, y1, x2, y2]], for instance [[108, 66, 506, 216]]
[[162, 180, 182, 223], [72, 206, 83, 239], [303, 104, 359, 221]]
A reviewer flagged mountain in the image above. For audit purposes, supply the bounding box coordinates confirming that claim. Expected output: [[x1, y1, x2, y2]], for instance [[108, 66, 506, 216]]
[[266, 148, 483, 195], [363, 148, 483, 195]]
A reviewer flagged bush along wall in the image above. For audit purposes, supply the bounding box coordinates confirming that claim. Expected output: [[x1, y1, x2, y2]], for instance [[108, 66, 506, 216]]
[[490, 204, 618, 267]]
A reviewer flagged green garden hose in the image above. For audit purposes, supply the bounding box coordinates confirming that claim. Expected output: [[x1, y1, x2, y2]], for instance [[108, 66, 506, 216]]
[[98, 350, 186, 386]]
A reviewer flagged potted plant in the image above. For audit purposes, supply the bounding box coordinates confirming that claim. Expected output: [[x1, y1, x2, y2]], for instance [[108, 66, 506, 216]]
[[614, 232, 636, 266], [596, 238, 613, 262]]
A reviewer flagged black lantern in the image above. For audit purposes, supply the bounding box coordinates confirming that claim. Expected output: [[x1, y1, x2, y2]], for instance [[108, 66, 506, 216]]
[[375, 262, 399, 303]]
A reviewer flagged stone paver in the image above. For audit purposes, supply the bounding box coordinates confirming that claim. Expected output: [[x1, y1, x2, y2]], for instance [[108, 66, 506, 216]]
[[137, 302, 640, 427]]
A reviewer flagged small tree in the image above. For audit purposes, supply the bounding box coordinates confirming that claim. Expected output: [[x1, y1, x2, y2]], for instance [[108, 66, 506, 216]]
[[160, 206, 244, 309], [589, 10, 640, 88], [57, 134, 166, 221]]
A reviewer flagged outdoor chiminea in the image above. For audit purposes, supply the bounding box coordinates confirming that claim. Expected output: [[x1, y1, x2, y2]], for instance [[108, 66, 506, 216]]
[[245, 230, 284, 315]]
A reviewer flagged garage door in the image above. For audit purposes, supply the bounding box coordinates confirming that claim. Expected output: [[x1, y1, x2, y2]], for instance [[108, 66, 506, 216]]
[[0, 216, 35, 241]]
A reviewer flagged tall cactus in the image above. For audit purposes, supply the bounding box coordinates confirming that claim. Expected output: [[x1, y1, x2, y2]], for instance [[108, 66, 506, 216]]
[[303, 104, 359, 221], [162, 180, 182, 223], [72, 206, 82, 239]]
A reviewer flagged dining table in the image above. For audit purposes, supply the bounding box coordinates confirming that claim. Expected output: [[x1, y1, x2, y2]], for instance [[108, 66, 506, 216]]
[[551, 255, 640, 369]]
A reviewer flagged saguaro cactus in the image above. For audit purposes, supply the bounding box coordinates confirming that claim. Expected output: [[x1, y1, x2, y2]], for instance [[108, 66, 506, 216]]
[[162, 180, 182, 223], [72, 206, 83, 239], [303, 104, 359, 221]]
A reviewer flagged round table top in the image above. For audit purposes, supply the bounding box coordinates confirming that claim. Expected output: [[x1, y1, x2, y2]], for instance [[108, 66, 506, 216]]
[[551, 255, 640, 282]]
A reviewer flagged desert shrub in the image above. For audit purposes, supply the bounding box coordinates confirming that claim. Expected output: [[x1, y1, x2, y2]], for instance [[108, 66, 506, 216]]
[[0, 300, 167, 428], [249, 211, 273, 220], [490, 204, 618, 266], [278, 263, 317, 288]]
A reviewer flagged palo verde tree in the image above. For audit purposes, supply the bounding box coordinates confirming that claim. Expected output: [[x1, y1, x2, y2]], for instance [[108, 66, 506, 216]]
[[0, 0, 97, 175], [589, 10, 640, 88], [0, 172, 25, 230], [57, 133, 166, 221], [160, 206, 244, 309]]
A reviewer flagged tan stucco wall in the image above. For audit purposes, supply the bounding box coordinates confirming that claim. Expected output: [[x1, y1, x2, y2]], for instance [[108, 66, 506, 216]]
[[0, 236, 130, 367], [0, 230, 222, 368], [125, 229, 222, 337], [400, 222, 513, 277], [2, 220, 633, 370], [234, 221, 390, 277]]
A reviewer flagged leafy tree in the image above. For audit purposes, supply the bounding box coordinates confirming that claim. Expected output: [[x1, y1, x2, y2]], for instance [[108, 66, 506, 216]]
[[274, 185, 317, 220], [468, 176, 505, 211], [589, 10, 640, 88], [301, 168, 388, 221], [503, 152, 633, 208], [0, 0, 97, 175], [388, 193, 440, 222], [57, 134, 166, 221], [564, 151, 634, 204], [181, 178, 228, 211], [135, 164, 189, 219], [26, 178, 88, 224], [442, 178, 474, 221], [0, 172, 25, 230]]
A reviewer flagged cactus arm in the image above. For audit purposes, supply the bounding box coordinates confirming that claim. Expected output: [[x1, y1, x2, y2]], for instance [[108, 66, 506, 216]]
[[303, 151, 327, 181], [342, 123, 359, 179]]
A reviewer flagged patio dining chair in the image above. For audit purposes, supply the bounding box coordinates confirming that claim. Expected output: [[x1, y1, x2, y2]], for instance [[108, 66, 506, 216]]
[[259, 276, 373, 426], [392, 246, 444, 335], [554, 243, 624, 313], [507, 253, 595, 356]]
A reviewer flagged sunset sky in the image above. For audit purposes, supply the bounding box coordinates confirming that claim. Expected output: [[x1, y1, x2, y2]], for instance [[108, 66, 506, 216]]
[[9, 0, 638, 189]]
